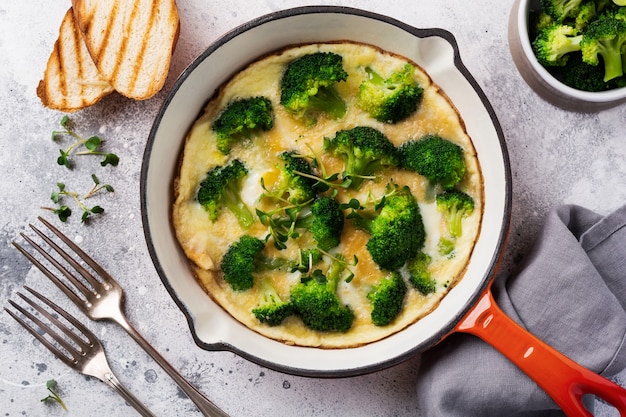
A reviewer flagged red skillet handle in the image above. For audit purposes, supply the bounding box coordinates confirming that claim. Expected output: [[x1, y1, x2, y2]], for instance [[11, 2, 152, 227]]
[[454, 288, 626, 417]]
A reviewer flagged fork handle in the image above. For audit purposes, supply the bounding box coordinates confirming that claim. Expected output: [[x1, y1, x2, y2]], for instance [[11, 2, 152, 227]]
[[114, 314, 229, 417], [102, 371, 156, 417]]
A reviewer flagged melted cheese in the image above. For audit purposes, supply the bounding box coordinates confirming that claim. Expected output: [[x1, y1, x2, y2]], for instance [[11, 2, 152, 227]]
[[173, 42, 483, 348]]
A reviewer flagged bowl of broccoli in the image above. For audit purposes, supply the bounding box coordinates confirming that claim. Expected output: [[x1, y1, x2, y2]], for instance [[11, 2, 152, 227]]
[[141, 6, 511, 376], [509, 0, 626, 111]]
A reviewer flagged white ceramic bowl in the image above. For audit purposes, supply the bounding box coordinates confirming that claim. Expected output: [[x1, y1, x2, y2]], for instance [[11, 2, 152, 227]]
[[509, 0, 626, 111], [141, 6, 511, 377]]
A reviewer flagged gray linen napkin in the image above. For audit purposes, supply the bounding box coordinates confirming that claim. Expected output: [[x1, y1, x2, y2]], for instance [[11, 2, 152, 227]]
[[415, 204, 626, 416]]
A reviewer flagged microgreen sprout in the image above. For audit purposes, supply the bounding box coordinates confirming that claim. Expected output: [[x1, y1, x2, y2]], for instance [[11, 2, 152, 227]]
[[339, 182, 401, 222], [289, 248, 322, 273], [340, 198, 365, 220], [43, 174, 114, 223], [291, 147, 353, 192], [52, 116, 119, 169], [256, 204, 302, 250], [315, 248, 358, 283], [293, 169, 353, 193], [41, 379, 67, 410]]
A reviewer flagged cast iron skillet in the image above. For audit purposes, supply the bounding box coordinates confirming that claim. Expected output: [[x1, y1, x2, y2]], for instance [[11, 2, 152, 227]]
[[141, 6, 626, 415]]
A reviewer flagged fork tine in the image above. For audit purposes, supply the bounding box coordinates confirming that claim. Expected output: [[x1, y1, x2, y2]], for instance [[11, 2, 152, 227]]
[[9, 298, 82, 356], [37, 216, 115, 284], [3, 306, 75, 368], [27, 222, 104, 293], [12, 239, 91, 308], [4, 287, 95, 367], [22, 286, 88, 331], [21, 286, 93, 348]]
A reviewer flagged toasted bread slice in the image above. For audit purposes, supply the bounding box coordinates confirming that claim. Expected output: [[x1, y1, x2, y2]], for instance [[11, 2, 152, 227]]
[[71, 0, 180, 100], [37, 8, 114, 112]]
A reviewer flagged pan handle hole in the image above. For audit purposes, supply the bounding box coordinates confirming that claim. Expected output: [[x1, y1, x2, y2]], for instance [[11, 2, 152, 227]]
[[582, 394, 619, 417]]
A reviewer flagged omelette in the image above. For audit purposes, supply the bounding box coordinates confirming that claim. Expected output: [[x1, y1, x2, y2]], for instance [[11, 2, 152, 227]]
[[173, 42, 483, 348]]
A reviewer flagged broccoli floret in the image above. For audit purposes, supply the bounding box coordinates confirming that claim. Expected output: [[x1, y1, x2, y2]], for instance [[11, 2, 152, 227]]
[[581, 17, 626, 81], [530, 11, 556, 39], [220, 235, 266, 291], [197, 159, 255, 228], [357, 64, 423, 124], [436, 190, 475, 238], [406, 252, 437, 295], [439, 237, 456, 257], [575, 1, 598, 30], [290, 257, 354, 332], [367, 272, 407, 326], [296, 197, 345, 251], [613, 5, 626, 20], [532, 24, 583, 66], [354, 186, 426, 271], [267, 151, 317, 204], [252, 276, 294, 326], [541, 0, 585, 21], [212, 97, 274, 154], [399, 135, 466, 192], [538, 10, 557, 28], [280, 52, 348, 122], [553, 52, 615, 91], [324, 126, 400, 189]]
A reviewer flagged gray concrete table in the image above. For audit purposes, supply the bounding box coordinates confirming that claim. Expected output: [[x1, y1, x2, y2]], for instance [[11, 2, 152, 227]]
[[1, 1, 625, 416]]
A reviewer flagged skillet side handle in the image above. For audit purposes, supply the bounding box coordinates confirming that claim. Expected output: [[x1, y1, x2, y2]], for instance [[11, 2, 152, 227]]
[[454, 288, 626, 417]]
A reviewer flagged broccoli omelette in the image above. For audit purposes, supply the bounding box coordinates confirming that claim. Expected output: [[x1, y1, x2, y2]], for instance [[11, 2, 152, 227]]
[[173, 42, 483, 348]]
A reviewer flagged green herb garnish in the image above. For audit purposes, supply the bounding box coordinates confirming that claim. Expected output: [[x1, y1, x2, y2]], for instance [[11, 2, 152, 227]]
[[43, 174, 113, 222], [52, 116, 119, 169], [41, 379, 67, 410]]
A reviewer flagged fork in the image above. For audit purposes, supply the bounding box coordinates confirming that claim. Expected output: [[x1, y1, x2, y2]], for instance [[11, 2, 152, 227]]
[[13, 216, 229, 417], [5, 286, 155, 417]]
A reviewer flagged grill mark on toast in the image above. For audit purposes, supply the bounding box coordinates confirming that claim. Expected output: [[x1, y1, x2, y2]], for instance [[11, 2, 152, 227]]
[[95, 3, 116, 67], [128, 0, 159, 94], [112, 1, 141, 91], [56, 16, 70, 100], [50, 46, 65, 107], [130, 0, 160, 91], [70, 13, 86, 104]]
